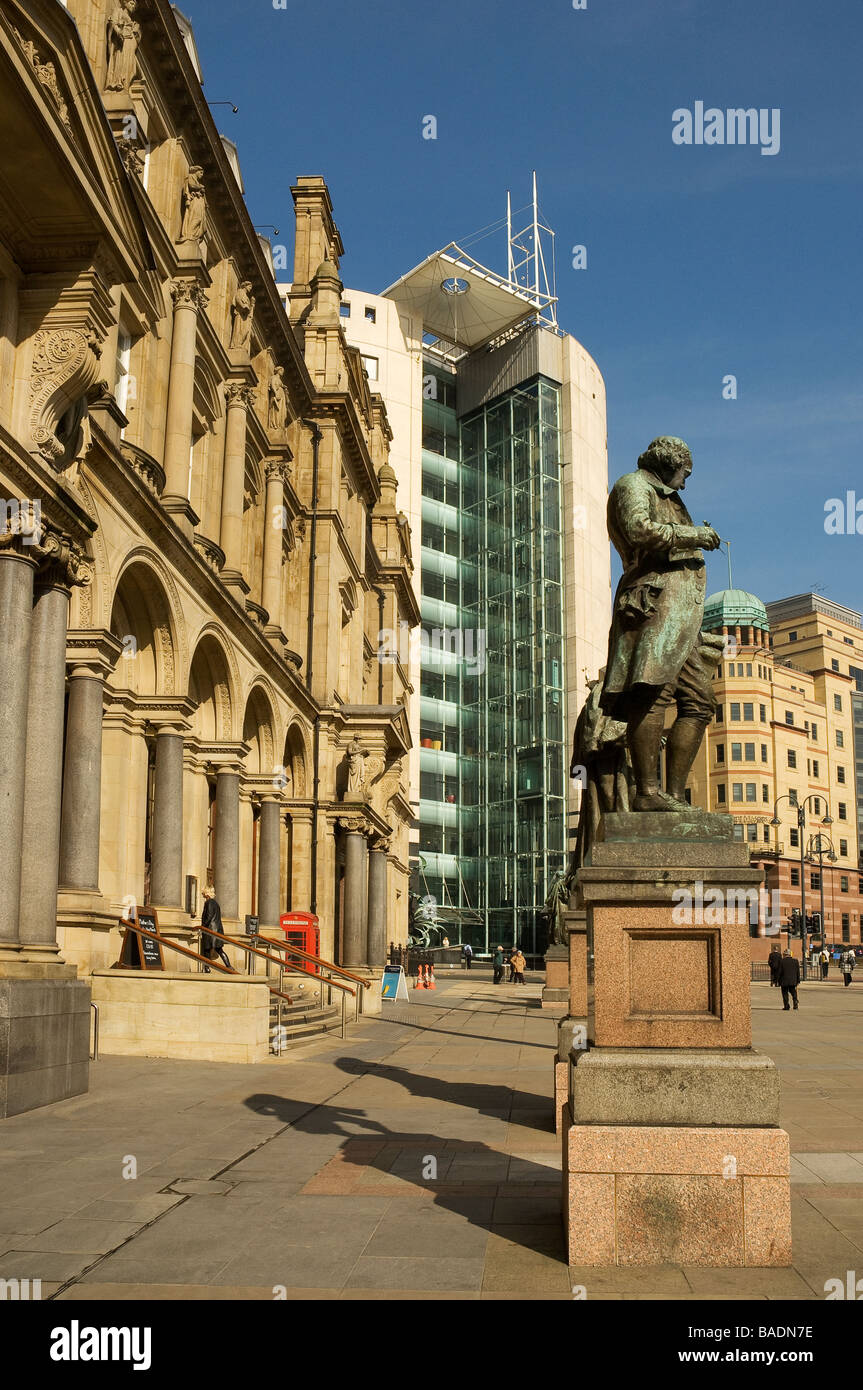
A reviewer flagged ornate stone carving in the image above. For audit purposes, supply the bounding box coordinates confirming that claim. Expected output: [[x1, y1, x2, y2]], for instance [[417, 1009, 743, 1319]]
[[265, 458, 291, 484], [343, 737, 367, 799], [193, 533, 226, 573], [170, 279, 208, 313], [337, 815, 371, 836], [267, 367, 288, 430], [105, 3, 141, 93], [295, 517, 307, 543], [225, 382, 257, 411], [154, 623, 175, 695], [29, 328, 104, 467], [119, 139, 146, 180], [14, 29, 74, 137], [179, 165, 207, 244], [32, 527, 93, 591], [230, 282, 255, 351], [120, 444, 166, 497]]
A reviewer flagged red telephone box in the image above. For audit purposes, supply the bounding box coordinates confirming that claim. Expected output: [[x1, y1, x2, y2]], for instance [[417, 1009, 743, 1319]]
[[279, 912, 320, 974]]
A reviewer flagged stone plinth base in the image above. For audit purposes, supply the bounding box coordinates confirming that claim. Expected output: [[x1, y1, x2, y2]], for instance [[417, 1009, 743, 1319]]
[[554, 1016, 588, 1135], [554, 1060, 568, 1135], [90, 970, 270, 1062], [0, 978, 91, 1118], [542, 945, 569, 1009], [562, 1109, 792, 1266]]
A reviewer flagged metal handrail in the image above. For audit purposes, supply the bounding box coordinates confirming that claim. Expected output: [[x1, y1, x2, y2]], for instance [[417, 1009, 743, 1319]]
[[254, 932, 371, 990], [117, 921, 294, 1005], [90, 1001, 99, 1061], [199, 924, 359, 999]]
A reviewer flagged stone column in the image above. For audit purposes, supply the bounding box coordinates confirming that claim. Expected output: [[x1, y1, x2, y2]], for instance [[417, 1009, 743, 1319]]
[[367, 841, 388, 970], [18, 536, 91, 952], [214, 764, 241, 923], [288, 809, 313, 910], [58, 635, 123, 893], [0, 543, 37, 951], [257, 796, 281, 928], [219, 383, 256, 590], [149, 725, 186, 908], [261, 458, 289, 628], [341, 821, 369, 968], [162, 280, 208, 515]]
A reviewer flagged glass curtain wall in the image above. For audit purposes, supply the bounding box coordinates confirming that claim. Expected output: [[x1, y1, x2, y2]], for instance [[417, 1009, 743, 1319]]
[[460, 378, 567, 955]]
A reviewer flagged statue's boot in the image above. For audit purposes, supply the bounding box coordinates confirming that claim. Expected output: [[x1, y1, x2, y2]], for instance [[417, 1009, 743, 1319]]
[[627, 703, 686, 811], [665, 715, 709, 803]]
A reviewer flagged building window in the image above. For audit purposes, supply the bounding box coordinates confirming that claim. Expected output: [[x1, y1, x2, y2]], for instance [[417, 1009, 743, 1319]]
[[339, 303, 351, 318], [737, 663, 744, 677], [728, 664, 735, 679], [746, 663, 752, 676], [790, 867, 800, 886], [790, 827, 799, 848], [813, 798, 821, 815], [743, 702, 754, 721], [834, 694, 843, 712], [760, 704, 767, 722], [762, 785, 769, 803], [745, 783, 757, 802], [732, 783, 743, 802], [789, 631, 798, 642], [836, 729, 845, 748], [840, 839, 848, 857], [733, 823, 744, 841], [787, 749, 797, 769], [715, 705, 723, 723], [841, 876, 849, 893], [364, 306, 376, 323], [747, 823, 758, 842], [785, 710, 794, 726], [842, 915, 851, 942], [716, 744, 725, 763], [837, 766, 846, 784], [763, 825, 770, 842], [838, 802, 847, 820], [810, 872, 821, 890], [812, 759, 820, 777], [745, 742, 755, 761], [761, 744, 768, 763], [731, 743, 742, 762], [717, 785, 726, 804], [831, 659, 840, 672], [789, 788, 798, 806], [361, 355, 379, 381], [811, 722, 818, 741], [730, 703, 741, 721]]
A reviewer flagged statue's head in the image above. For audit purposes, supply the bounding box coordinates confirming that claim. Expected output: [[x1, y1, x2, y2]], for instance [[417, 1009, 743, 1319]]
[[637, 436, 692, 491]]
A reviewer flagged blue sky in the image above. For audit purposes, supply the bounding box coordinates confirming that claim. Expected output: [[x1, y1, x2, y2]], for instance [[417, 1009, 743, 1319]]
[[190, 0, 862, 609]]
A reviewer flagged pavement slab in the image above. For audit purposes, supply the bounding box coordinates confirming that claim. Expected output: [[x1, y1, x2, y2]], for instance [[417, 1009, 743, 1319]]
[[0, 976, 860, 1300]]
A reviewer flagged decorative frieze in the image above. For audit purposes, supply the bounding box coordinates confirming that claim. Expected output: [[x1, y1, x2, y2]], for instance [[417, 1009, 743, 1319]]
[[13, 28, 74, 138]]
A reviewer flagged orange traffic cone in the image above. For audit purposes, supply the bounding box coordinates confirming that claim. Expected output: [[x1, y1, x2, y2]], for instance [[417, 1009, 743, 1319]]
[[414, 964, 425, 989], [427, 963, 436, 990]]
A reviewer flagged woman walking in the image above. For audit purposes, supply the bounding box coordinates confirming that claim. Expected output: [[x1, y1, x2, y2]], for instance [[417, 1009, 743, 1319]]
[[511, 947, 526, 985], [200, 887, 234, 972]]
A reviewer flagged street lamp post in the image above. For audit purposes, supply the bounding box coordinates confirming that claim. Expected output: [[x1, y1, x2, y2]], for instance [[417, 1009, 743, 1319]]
[[807, 832, 836, 953], [771, 793, 833, 980]]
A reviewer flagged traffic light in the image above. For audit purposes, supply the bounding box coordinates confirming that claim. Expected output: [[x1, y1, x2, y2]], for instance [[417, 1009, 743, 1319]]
[[789, 909, 802, 937]]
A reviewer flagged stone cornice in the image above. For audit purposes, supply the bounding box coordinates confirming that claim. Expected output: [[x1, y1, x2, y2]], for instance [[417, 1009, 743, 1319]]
[[65, 628, 125, 679]]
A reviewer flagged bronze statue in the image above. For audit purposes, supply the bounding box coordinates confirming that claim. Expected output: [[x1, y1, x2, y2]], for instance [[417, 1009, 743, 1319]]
[[599, 436, 724, 812]]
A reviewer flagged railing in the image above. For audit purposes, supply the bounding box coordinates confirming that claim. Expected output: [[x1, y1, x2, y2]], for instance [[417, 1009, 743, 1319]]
[[250, 932, 369, 1025]]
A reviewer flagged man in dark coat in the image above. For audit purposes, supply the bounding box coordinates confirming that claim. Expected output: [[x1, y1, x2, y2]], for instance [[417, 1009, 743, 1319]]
[[768, 944, 783, 987], [492, 945, 504, 985], [600, 437, 723, 811], [779, 949, 801, 1011]]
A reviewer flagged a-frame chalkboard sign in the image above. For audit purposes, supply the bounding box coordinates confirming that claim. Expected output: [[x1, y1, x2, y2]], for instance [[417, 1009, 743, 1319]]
[[118, 909, 165, 971]]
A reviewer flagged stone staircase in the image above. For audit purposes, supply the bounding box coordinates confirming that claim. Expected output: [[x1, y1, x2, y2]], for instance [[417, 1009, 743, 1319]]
[[268, 990, 343, 1051]]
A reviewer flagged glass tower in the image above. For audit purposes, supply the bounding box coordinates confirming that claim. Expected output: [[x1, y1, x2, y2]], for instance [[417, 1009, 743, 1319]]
[[417, 362, 567, 955]]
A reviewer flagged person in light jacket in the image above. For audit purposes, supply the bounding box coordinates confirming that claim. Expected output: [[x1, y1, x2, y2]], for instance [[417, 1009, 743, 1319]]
[[841, 949, 856, 987], [511, 948, 526, 985]]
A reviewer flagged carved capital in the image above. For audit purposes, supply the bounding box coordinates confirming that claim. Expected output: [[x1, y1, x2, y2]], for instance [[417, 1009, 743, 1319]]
[[225, 382, 257, 411], [29, 328, 104, 467], [32, 527, 93, 592], [337, 815, 371, 836], [265, 458, 291, 484], [171, 280, 208, 313]]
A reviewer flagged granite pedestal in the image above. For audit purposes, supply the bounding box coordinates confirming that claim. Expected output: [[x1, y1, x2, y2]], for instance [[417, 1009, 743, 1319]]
[[0, 974, 91, 1119], [554, 910, 588, 1135], [562, 812, 792, 1267]]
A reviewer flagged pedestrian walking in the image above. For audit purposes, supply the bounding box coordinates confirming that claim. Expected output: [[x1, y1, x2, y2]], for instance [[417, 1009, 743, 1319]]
[[779, 949, 800, 1011], [507, 950, 516, 984], [820, 948, 830, 981], [511, 948, 526, 985], [200, 887, 233, 972], [841, 948, 856, 987], [462, 942, 473, 971], [492, 945, 504, 985], [768, 944, 782, 987]]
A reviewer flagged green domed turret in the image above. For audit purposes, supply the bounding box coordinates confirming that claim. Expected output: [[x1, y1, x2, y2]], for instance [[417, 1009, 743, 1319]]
[[703, 588, 769, 633]]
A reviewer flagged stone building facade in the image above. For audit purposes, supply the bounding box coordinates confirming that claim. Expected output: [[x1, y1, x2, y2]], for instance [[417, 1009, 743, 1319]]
[[0, 0, 418, 1114]]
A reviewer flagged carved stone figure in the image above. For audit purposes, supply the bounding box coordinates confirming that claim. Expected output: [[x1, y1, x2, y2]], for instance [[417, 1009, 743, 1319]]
[[180, 166, 207, 244], [106, 2, 141, 93], [230, 281, 255, 351], [345, 737, 366, 798], [599, 436, 724, 812], [268, 367, 287, 430]]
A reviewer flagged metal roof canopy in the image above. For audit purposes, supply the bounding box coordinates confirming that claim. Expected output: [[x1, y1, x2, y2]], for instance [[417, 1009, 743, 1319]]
[[382, 243, 557, 352]]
